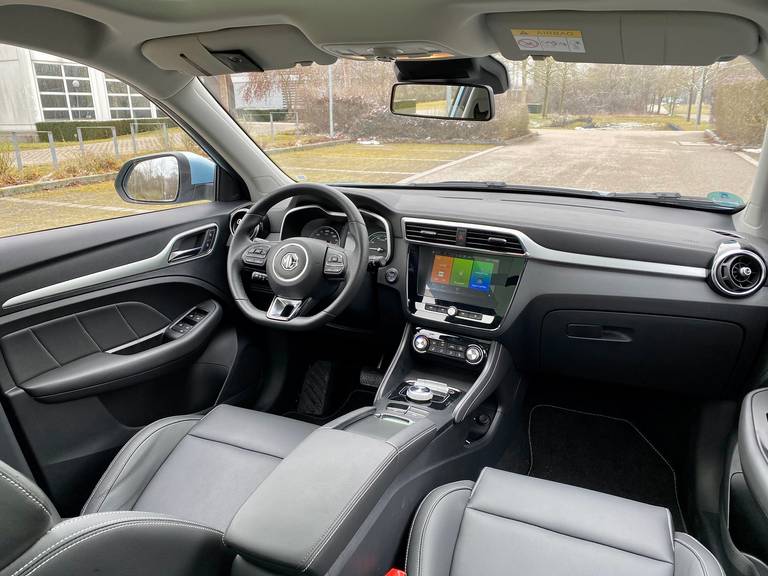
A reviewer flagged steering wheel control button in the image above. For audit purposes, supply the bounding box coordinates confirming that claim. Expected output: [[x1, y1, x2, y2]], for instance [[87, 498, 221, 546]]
[[324, 249, 346, 276], [406, 384, 434, 403], [243, 244, 270, 267], [465, 344, 485, 365], [413, 334, 430, 353], [384, 267, 399, 284]]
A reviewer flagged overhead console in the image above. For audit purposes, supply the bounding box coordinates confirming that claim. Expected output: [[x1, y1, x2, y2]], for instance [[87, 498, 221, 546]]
[[404, 218, 526, 329]]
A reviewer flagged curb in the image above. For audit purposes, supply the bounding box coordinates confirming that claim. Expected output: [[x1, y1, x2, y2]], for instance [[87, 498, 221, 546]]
[[267, 139, 350, 154], [0, 172, 117, 198]]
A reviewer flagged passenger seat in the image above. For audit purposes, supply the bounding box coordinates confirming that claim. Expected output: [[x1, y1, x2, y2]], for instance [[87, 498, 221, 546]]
[[406, 468, 723, 576]]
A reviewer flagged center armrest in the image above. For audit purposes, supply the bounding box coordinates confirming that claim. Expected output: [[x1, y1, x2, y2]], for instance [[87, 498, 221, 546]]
[[225, 416, 436, 576]]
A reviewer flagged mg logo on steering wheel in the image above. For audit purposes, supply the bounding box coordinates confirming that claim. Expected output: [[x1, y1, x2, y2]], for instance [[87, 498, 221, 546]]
[[280, 252, 300, 271]]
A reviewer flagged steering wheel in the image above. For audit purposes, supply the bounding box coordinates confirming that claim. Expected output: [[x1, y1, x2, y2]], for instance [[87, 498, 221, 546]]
[[227, 183, 369, 330]]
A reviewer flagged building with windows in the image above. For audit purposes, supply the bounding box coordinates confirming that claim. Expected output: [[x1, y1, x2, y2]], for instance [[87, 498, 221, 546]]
[[0, 44, 165, 133]]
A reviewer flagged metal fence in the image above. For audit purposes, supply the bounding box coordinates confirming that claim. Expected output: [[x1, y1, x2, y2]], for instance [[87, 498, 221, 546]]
[[0, 122, 179, 171]]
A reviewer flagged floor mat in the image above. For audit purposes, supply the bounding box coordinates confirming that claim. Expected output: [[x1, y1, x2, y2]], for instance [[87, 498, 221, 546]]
[[526, 404, 686, 530]]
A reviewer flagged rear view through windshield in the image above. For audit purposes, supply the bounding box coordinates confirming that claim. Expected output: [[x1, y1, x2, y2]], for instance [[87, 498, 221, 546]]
[[205, 56, 764, 206]]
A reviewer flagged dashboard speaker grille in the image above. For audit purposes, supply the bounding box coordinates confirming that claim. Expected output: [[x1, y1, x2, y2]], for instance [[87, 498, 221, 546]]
[[711, 248, 766, 297]]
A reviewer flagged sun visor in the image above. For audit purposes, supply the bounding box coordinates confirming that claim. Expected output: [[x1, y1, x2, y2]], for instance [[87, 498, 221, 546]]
[[142, 25, 336, 76], [486, 11, 759, 65]]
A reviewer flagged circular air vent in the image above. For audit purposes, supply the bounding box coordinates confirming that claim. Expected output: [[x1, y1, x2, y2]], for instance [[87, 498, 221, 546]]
[[711, 248, 766, 297], [229, 208, 250, 235]]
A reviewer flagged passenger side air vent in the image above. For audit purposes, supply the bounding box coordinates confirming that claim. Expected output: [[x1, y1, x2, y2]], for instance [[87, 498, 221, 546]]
[[404, 222, 459, 246], [465, 229, 525, 254], [711, 246, 766, 297]]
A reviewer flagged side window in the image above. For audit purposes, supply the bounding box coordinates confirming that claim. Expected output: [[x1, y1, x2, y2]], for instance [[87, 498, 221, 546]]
[[0, 44, 215, 239]]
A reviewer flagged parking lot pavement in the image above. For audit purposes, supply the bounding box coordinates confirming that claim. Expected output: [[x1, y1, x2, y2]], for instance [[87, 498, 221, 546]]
[[406, 129, 758, 200]]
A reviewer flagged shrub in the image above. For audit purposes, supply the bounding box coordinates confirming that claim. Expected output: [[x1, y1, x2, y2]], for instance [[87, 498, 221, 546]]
[[713, 81, 768, 147], [299, 94, 529, 142], [35, 118, 177, 142], [0, 140, 15, 182]]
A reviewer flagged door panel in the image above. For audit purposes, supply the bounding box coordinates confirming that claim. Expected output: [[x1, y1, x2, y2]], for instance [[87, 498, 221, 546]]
[[0, 202, 247, 515]]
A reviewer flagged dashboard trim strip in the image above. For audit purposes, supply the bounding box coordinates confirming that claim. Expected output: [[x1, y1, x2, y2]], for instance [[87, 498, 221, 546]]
[[402, 217, 708, 279], [3, 223, 219, 309]]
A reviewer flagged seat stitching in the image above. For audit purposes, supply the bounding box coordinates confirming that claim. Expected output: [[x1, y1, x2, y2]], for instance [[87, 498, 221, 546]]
[[407, 485, 472, 576], [53, 511, 143, 531], [12, 517, 220, 576], [0, 471, 51, 517], [302, 448, 399, 571], [87, 417, 201, 513], [18, 521, 221, 576], [674, 536, 725, 576], [186, 432, 286, 459], [466, 506, 675, 564]]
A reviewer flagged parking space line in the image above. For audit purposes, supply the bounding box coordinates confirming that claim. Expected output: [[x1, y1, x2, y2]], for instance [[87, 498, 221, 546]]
[[397, 146, 504, 184], [735, 151, 759, 167], [0, 197, 146, 213]]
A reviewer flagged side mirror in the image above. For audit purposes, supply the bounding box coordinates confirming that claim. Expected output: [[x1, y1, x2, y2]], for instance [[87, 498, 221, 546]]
[[115, 152, 215, 204], [390, 83, 494, 121]]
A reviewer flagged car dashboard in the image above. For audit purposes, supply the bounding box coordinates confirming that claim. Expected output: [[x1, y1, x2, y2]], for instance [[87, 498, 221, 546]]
[[244, 185, 768, 397]]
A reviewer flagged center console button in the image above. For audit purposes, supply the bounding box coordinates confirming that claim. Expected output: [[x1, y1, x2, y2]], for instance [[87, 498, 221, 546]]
[[446, 306, 458, 317], [413, 334, 430, 353], [406, 384, 434, 403]]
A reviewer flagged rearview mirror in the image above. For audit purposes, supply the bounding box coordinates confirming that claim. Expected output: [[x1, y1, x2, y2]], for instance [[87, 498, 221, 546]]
[[115, 152, 215, 204], [390, 83, 494, 121]]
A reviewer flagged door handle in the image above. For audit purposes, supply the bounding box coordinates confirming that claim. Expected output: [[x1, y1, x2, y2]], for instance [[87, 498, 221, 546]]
[[167, 225, 218, 263], [169, 246, 203, 262]]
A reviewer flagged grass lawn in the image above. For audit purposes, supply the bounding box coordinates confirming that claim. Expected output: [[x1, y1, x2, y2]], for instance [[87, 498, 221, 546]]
[[0, 141, 492, 238], [0, 181, 185, 238]]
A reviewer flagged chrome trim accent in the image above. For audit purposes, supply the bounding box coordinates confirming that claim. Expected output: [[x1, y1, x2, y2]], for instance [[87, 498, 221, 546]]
[[375, 324, 411, 402], [229, 207, 251, 235], [414, 301, 495, 325], [106, 327, 167, 354], [280, 204, 393, 265], [266, 296, 304, 321], [270, 243, 309, 284], [402, 217, 708, 279], [3, 224, 219, 309], [710, 242, 766, 297]]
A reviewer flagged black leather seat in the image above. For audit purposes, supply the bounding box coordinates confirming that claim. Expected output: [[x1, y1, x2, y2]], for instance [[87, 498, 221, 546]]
[[82, 404, 316, 530], [0, 405, 316, 575], [407, 468, 724, 576]]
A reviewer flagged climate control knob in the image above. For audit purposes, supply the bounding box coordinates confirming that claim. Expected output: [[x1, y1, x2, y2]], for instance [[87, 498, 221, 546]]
[[413, 334, 430, 353], [465, 344, 485, 365]]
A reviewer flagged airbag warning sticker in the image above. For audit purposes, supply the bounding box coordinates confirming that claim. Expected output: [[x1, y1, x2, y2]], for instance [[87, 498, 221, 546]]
[[511, 29, 585, 53]]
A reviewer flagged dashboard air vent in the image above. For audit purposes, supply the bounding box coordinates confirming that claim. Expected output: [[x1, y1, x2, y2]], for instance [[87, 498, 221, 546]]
[[711, 247, 766, 297], [404, 222, 459, 246], [465, 229, 525, 254]]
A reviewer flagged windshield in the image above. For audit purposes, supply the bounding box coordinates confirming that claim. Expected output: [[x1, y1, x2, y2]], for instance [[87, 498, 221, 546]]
[[202, 56, 764, 208]]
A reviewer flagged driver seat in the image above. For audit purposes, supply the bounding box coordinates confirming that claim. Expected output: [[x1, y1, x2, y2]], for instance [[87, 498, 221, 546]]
[[81, 404, 316, 530]]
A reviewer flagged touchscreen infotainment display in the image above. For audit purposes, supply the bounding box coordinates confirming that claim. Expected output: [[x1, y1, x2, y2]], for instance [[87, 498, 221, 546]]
[[429, 254, 498, 295], [410, 245, 526, 327]]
